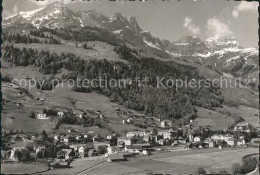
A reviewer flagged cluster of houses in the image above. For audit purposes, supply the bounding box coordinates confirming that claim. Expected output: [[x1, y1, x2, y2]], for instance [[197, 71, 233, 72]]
[[34, 111, 65, 120], [34, 108, 104, 120], [184, 121, 254, 149], [1, 127, 178, 164], [203, 134, 246, 148], [234, 122, 251, 132], [2, 114, 258, 167]]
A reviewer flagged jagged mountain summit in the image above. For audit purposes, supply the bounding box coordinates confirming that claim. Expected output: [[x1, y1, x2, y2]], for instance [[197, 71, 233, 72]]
[[4, 2, 82, 29], [205, 36, 241, 51], [164, 36, 208, 55]]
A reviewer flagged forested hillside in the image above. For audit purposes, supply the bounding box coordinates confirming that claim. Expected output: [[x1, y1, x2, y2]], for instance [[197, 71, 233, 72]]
[[3, 44, 223, 123]]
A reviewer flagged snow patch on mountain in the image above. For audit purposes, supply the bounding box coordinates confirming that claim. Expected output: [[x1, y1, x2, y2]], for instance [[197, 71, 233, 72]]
[[242, 48, 258, 55], [206, 36, 241, 51], [214, 47, 241, 56], [5, 7, 44, 20], [144, 40, 162, 50], [113, 29, 123, 34], [193, 51, 212, 58], [166, 50, 182, 57], [109, 17, 116, 22], [175, 43, 190, 46], [222, 73, 234, 78], [226, 56, 240, 65]]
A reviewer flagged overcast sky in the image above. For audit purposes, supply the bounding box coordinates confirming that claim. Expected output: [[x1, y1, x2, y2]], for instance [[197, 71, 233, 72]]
[[3, 0, 258, 47]]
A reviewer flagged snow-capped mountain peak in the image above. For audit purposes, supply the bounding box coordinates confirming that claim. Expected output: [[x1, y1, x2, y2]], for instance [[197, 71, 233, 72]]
[[164, 35, 208, 55], [3, 2, 79, 29], [19, 8, 45, 19], [206, 36, 241, 51], [4, 7, 45, 20], [48, 1, 66, 8]]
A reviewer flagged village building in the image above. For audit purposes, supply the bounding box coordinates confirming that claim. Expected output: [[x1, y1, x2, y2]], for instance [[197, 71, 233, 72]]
[[142, 149, 151, 156], [211, 134, 222, 141], [35, 146, 47, 154], [39, 98, 45, 104], [143, 135, 152, 143], [54, 135, 60, 140], [106, 135, 112, 140], [124, 143, 151, 153], [185, 143, 193, 149], [18, 92, 24, 96], [107, 146, 121, 154], [8, 83, 19, 89], [9, 147, 27, 161], [94, 142, 110, 150], [75, 135, 82, 141], [211, 134, 233, 142], [204, 138, 214, 148], [188, 130, 194, 142], [194, 136, 201, 142], [57, 112, 64, 117], [35, 113, 49, 120], [127, 111, 132, 115], [50, 159, 70, 169], [92, 135, 103, 142], [172, 140, 179, 146], [135, 114, 145, 118], [11, 134, 28, 141], [158, 139, 165, 146], [158, 130, 177, 140], [88, 148, 98, 157], [117, 137, 132, 147], [125, 145, 143, 153], [160, 120, 172, 128], [154, 134, 163, 142], [158, 131, 171, 139], [237, 138, 246, 146], [78, 146, 88, 158], [107, 146, 116, 154], [107, 153, 126, 162], [144, 130, 152, 135], [250, 138, 260, 146], [63, 136, 72, 144], [127, 131, 145, 138], [57, 149, 75, 160], [226, 138, 235, 147], [98, 114, 104, 119], [78, 113, 83, 118], [234, 122, 251, 132], [67, 128, 76, 133], [178, 138, 187, 145], [126, 118, 133, 124], [1, 150, 9, 161], [69, 144, 85, 150]]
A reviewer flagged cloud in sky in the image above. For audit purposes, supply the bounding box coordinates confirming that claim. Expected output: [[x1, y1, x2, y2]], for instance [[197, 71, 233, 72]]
[[13, 4, 18, 14], [207, 17, 234, 37], [183, 17, 200, 35], [3, 3, 18, 17], [232, 1, 258, 18]]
